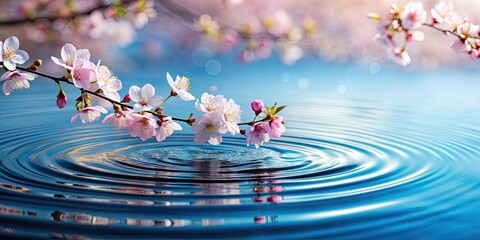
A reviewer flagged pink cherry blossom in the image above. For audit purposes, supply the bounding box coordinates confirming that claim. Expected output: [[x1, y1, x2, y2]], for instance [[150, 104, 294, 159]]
[[71, 106, 108, 124], [431, 1, 455, 24], [0, 70, 35, 95], [51, 43, 90, 69], [195, 93, 226, 113], [0, 36, 29, 71], [250, 99, 264, 115], [247, 121, 271, 148], [192, 110, 227, 145], [71, 59, 96, 89], [102, 110, 132, 128], [156, 117, 182, 142], [269, 116, 285, 138], [166, 72, 195, 101], [224, 99, 242, 135], [129, 84, 163, 112], [96, 65, 122, 101], [445, 14, 464, 31], [457, 22, 479, 39], [400, 2, 427, 30], [264, 10, 292, 37], [126, 112, 158, 141], [83, 11, 105, 39]]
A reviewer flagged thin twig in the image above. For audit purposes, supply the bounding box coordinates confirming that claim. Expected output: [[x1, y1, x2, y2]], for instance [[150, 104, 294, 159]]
[[9, 64, 261, 126], [0, 0, 136, 27]]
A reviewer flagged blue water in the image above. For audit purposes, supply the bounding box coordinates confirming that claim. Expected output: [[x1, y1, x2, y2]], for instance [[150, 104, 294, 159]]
[[1, 53, 480, 239]]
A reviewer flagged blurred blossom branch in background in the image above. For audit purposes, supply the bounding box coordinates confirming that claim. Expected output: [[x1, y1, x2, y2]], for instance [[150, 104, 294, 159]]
[[0, 0, 479, 69]]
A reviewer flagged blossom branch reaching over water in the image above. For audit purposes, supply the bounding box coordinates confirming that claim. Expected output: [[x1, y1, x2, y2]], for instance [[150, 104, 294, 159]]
[[0, 36, 286, 148], [368, 1, 480, 66]]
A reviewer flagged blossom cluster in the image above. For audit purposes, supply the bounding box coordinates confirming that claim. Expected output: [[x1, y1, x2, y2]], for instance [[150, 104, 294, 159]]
[[369, 1, 480, 66], [194, 10, 314, 65], [0, 36, 286, 148], [7, 0, 156, 46]]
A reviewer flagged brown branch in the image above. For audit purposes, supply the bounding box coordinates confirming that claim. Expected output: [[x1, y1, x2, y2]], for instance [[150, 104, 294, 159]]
[[422, 23, 480, 40], [11, 64, 263, 126], [0, 0, 137, 27]]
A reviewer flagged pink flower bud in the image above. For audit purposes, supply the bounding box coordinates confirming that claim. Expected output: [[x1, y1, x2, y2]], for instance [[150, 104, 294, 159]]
[[122, 94, 131, 103], [251, 99, 264, 115], [56, 90, 67, 109]]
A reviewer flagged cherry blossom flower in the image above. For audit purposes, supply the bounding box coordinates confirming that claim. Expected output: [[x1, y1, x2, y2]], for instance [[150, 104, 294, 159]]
[[263, 10, 292, 37], [71, 106, 108, 124], [102, 110, 132, 128], [166, 72, 195, 101], [129, 84, 163, 112], [400, 2, 427, 30], [0, 71, 35, 95], [445, 14, 464, 31], [83, 11, 105, 39], [457, 22, 479, 39], [251, 99, 264, 115], [126, 0, 157, 29], [96, 65, 122, 101], [192, 110, 227, 145], [195, 14, 220, 39], [431, 1, 455, 24], [126, 112, 157, 141], [247, 121, 271, 148], [0, 36, 29, 71], [224, 99, 242, 135], [269, 116, 285, 138], [51, 43, 91, 69], [71, 59, 96, 89], [156, 117, 182, 142], [195, 93, 226, 113]]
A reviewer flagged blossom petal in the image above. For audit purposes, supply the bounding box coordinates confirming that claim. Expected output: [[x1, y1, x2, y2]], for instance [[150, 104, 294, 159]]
[[102, 113, 115, 123], [2, 81, 12, 95], [208, 132, 223, 145], [51, 56, 67, 67], [71, 111, 81, 124], [22, 79, 30, 89], [105, 91, 120, 102], [3, 60, 15, 71], [141, 84, 155, 98], [194, 131, 209, 145], [5, 36, 19, 50], [178, 91, 195, 101], [76, 49, 91, 60], [166, 72, 175, 89], [95, 106, 108, 114], [133, 103, 145, 112], [147, 95, 163, 107], [0, 71, 10, 81], [128, 85, 141, 102], [11, 50, 29, 64], [61, 43, 76, 62]]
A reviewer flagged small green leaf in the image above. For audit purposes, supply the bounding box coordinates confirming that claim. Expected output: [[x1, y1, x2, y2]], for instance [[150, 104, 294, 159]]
[[274, 105, 287, 114]]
